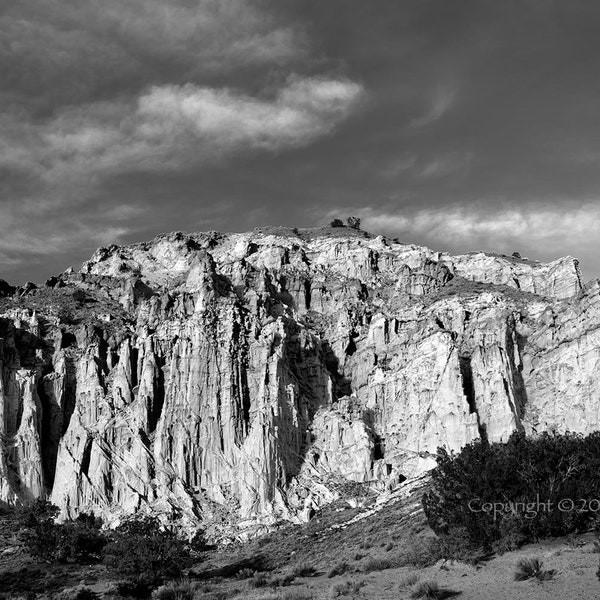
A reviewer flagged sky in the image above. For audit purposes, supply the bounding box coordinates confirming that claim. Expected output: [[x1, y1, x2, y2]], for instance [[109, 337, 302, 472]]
[[1, 0, 600, 284]]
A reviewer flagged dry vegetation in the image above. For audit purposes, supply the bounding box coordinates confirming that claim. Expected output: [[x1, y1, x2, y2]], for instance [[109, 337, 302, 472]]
[[3, 491, 600, 600]]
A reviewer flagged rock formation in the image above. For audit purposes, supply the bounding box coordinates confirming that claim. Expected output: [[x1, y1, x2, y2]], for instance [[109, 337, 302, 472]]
[[0, 225, 596, 539]]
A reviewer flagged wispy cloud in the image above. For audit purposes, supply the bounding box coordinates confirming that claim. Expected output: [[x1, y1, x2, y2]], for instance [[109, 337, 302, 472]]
[[409, 85, 457, 128], [0, 76, 364, 187], [0, 1, 367, 282], [321, 204, 600, 275], [376, 152, 472, 181]]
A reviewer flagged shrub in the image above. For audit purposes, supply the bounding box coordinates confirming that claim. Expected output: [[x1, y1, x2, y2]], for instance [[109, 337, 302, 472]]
[[249, 572, 270, 588], [436, 527, 491, 565], [346, 217, 361, 230], [396, 536, 441, 568], [280, 590, 313, 600], [423, 431, 600, 547], [55, 518, 107, 563], [151, 580, 196, 600], [257, 534, 274, 547], [360, 556, 395, 573], [398, 573, 420, 589], [19, 503, 106, 564], [103, 517, 194, 580], [15, 498, 59, 528], [115, 578, 155, 599], [289, 563, 317, 577], [514, 558, 555, 582], [327, 561, 352, 578], [72, 289, 89, 303], [566, 533, 584, 548], [330, 579, 365, 597], [74, 589, 100, 600], [267, 573, 295, 588], [329, 219, 345, 228], [235, 568, 255, 579], [492, 516, 527, 554], [410, 581, 459, 599], [56, 589, 100, 600], [57, 306, 78, 325]]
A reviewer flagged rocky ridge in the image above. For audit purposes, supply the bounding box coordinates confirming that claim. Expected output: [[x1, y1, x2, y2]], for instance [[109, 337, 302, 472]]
[[0, 226, 596, 540]]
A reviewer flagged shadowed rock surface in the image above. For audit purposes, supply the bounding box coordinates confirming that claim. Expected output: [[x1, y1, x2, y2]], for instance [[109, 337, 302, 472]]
[[0, 226, 595, 540]]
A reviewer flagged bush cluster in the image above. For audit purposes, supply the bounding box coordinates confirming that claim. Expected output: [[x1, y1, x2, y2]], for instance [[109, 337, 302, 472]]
[[103, 516, 196, 580], [16, 501, 204, 596], [18, 500, 105, 564], [422, 431, 600, 547]]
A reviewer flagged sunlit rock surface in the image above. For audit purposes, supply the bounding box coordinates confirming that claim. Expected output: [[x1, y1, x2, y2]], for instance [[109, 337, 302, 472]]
[[0, 226, 595, 539]]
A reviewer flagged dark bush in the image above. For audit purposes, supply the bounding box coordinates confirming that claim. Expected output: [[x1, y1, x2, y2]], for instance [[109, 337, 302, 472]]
[[329, 219, 345, 228], [72, 289, 89, 303], [423, 431, 600, 547], [15, 498, 59, 528], [18, 502, 106, 564], [74, 589, 100, 600], [327, 561, 352, 578], [249, 572, 269, 588], [289, 562, 317, 577], [103, 517, 194, 580], [346, 216, 361, 229], [115, 577, 155, 599]]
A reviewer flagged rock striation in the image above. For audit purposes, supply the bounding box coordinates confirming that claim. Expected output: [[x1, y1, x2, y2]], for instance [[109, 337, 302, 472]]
[[0, 226, 597, 539]]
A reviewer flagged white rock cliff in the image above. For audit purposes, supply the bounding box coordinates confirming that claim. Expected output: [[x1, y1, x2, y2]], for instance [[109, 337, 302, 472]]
[[0, 226, 596, 539]]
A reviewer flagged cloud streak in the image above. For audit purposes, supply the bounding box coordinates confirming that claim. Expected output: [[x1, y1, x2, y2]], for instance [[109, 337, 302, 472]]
[[409, 85, 457, 128], [320, 204, 600, 278], [0, 76, 364, 187]]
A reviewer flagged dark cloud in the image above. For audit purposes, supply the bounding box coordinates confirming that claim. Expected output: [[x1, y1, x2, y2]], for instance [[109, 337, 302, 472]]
[[1, 0, 599, 283]]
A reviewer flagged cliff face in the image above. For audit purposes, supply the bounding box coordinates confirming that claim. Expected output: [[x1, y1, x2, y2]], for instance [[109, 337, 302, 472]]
[[0, 227, 596, 539]]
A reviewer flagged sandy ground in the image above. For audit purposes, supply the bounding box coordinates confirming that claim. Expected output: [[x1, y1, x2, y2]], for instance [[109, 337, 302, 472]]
[[297, 534, 600, 600]]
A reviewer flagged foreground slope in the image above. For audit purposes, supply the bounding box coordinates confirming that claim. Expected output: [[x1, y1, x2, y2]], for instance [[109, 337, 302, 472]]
[[0, 225, 597, 538]]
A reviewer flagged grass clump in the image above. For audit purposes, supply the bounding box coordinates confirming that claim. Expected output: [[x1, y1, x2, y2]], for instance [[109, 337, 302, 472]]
[[396, 536, 441, 568], [330, 579, 366, 597], [359, 556, 395, 573], [280, 589, 313, 600], [151, 579, 197, 600], [249, 573, 270, 588], [327, 561, 353, 578], [289, 563, 317, 578], [398, 573, 420, 589], [73, 589, 100, 600], [249, 572, 294, 589], [235, 568, 256, 580], [436, 527, 492, 565], [514, 558, 555, 582], [410, 580, 460, 599]]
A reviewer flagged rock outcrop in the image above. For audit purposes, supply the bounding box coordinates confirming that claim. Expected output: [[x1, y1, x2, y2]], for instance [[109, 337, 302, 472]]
[[0, 226, 596, 539]]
